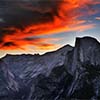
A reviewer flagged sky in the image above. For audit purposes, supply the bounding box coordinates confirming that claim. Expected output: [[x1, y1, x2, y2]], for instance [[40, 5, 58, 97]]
[[0, 0, 100, 58]]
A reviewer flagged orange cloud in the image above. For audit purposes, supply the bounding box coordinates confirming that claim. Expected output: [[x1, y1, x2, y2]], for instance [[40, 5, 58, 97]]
[[67, 24, 95, 32], [35, 43, 60, 51], [0, 0, 100, 51], [0, 36, 62, 51]]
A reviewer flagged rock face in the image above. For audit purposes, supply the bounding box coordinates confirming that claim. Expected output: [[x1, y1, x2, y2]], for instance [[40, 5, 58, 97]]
[[0, 36, 100, 100]]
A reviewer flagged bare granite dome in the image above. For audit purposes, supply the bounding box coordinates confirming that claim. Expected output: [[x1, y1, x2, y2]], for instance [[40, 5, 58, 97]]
[[0, 36, 100, 100]]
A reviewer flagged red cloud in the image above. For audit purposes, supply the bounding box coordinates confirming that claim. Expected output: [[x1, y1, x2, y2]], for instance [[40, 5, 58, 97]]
[[0, 0, 100, 51]]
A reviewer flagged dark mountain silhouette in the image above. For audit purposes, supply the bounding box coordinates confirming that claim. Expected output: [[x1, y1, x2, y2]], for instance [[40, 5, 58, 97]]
[[0, 36, 100, 100]]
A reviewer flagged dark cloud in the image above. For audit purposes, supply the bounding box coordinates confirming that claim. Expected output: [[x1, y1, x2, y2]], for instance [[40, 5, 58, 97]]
[[0, 0, 64, 44], [0, 41, 17, 50], [0, 0, 100, 51], [0, 0, 62, 29], [0, 28, 16, 43], [2, 42, 16, 47], [0, 0, 99, 30], [23, 37, 40, 41], [1, 0, 98, 31]]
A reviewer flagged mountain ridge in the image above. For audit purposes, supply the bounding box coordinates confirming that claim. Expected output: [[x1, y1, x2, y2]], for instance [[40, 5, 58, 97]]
[[0, 36, 100, 100], [2, 44, 73, 59], [2, 36, 100, 59]]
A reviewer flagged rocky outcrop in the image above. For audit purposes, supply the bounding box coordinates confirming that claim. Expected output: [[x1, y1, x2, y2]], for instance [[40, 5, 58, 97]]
[[65, 37, 100, 99], [0, 36, 100, 100]]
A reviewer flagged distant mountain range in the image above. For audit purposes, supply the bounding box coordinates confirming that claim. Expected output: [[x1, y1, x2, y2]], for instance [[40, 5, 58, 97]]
[[0, 36, 100, 100]]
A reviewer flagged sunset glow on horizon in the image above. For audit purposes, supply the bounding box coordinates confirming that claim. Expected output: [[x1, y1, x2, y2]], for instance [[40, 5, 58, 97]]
[[0, 0, 100, 57]]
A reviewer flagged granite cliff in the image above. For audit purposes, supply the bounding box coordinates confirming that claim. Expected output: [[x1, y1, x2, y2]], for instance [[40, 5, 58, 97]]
[[0, 37, 100, 100]]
